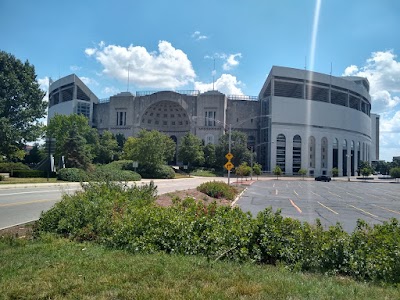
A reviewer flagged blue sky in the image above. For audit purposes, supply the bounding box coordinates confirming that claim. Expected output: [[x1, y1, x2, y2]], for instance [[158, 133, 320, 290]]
[[1, 0, 399, 161]]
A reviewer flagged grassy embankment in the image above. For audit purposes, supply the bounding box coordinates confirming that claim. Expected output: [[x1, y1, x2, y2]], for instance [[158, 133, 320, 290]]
[[1, 235, 399, 300]]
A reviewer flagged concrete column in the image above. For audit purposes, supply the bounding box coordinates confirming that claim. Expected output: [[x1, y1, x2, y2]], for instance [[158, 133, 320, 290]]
[[286, 136, 293, 175], [327, 141, 333, 176], [354, 144, 359, 176], [301, 134, 308, 173]]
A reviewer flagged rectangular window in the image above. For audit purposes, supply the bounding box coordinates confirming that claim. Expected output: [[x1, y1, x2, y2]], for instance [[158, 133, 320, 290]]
[[116, 111, 127, 126], [205, 111, 216, 126]]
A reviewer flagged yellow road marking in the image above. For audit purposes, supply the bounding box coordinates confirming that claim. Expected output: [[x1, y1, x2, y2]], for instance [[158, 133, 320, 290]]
[[0, 199, 54, 208], [348, 205, 378, 218], [371, 204, 400, 215], [289, 199, 302, 213], [317, 201, 339, 215]]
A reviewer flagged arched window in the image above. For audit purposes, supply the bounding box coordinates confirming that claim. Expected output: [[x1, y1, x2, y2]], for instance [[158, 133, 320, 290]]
[[292, 135, 301, 174], [247, 135, 255, 148], [309, 136, 316, 168], [342, 139, 348, 176], [332, 138, 339, 169], [276, 134, 286, 172], [321, 137, 328, 169]]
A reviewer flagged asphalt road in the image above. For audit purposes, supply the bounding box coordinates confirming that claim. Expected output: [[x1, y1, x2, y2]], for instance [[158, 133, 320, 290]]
[[236, 179, 400, 233], [0, 177, 228, 230]]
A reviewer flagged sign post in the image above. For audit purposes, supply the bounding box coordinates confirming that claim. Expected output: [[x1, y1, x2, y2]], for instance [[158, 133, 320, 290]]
[[225, 151, 234, 185]]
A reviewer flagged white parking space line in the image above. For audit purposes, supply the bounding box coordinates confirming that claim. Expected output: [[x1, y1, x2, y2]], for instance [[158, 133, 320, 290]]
[[293, 190, 299, 197], [317, 201, 339, 215], [275, 189, 278, 195], [346, 192, 363, 199], [328, 191, 342, 198], [348, 205, 378, 218], [371, 204, 400, 215]]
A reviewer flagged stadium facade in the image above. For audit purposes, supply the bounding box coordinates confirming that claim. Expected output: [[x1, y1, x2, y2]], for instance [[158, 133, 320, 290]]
[[48, 66, 379, 176]]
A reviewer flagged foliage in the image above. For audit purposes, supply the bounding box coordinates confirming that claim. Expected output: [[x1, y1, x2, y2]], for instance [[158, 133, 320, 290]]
[[94, 131, 118, 164], [35, 181, 157, 240], [47, 114, 98, 165], [178, 133, 205, 168], [0, 175, 4, 181], [252, 163, 262, 179], [215, 131, 252, 170], [0, 51, 47, 160], [190, 169, 217, 177], [35, 181, 400, 285], [273, 165, 282, 179], [10, 170, 50, 178], [90, 165, 141, 182], [298, 168, 307, 179], [197, 181, 237, 200], [331, 167, 339, 177], [0, 162, 30, 173], [138, 164, 175, 179], [24, 143, 45, 165], [123, 130, 175, 168], [103, 160, 135, 171], [361, 167, 372, 177], [57, 168, 88, 182], [389, 167, 400, 182], [63, 123, 92, 170], [373, 160, 391, 175], [203, 143, 216, 169], [235, 162, 252, 179]]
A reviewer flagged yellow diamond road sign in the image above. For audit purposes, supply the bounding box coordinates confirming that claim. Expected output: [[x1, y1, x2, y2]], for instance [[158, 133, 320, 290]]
[[224, 161, 234, 171], [225, 152, 233, 160]]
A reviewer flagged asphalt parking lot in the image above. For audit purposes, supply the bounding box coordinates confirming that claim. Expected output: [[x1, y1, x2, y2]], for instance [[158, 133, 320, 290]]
[[236, 179, 400, 233]]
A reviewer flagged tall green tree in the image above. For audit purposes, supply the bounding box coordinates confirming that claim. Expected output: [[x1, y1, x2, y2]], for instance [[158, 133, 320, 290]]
[[215, 131, 252, 169], [389, 167, 400, 183], [178, 133, 204, 168], [203, 143, 217, 169], [95, 131, 118, 164], [47, 114, 99, 163], [63, 123, 92, 170], [24, 143, 45, 165], [0, 51, 47, 160], [123, 130, 175, 168]]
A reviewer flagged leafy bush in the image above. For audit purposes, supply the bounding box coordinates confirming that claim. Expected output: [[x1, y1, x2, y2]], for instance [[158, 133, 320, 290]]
[[190, 169, 217, 177], [35, 181, 157, 240], [0, 175, 4, 181], [57, 168, 88, 182], [0, 162, 30, 173], [138, 164, 175, 179], [102, 160, 136, 171], [36, 182, 400, 285], [89, 167, 141, 182], [197, 181, 237, 200], [11, 170, 51, 178]]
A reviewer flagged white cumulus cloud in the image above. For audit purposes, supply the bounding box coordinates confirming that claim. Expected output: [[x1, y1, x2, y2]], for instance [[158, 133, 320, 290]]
[[85, 41, 196, 89], [192, 31, 208, 41], [194, 74, 244, 95], [80, 77, 99, 87], [223, 53, 242, 71], [343, 50, 400, 161]]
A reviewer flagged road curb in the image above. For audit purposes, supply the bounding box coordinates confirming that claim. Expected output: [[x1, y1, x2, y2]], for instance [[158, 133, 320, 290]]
[[231, 187, 247, 208]]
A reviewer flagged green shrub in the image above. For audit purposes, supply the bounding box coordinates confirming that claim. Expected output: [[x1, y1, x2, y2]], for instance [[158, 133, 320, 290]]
[[57, 168, 88, 182], [89, 167, 141, 182], [0, 175, 4, 181], [197, 181, 237, 200], [11, 170, 51, 178], [0, 162, 30, 173], [190, 169, 217, 177], [102, 160, 135, 171], [138, 164, 175, 179]]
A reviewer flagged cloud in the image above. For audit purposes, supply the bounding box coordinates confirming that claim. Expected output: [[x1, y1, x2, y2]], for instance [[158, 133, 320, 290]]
[[70, 65, 81, 71], [194, 74, 244, 95], [102, 86, 119, 95], [85, 40, 196, 89], [343, 50, 400, 161], [223, 53, 242, 70], [80, 77, 99, 86], [192, 31, 208, 41]]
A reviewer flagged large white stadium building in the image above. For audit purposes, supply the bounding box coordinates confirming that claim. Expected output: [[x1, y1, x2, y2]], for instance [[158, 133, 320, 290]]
[[48, 66, 379, 177]]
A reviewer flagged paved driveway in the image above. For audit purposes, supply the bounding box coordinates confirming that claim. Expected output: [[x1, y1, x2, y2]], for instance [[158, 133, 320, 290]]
[[236, 179, 400, 233]]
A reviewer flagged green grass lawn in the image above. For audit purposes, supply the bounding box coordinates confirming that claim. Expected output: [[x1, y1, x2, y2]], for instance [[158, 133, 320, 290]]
[[1, 235, 399, 300], [0, 177, 60, 184]]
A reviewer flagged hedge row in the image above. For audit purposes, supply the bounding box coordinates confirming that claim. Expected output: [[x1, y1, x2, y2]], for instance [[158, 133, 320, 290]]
[[0, 162, 30, 173], [35, 182, 400, 285], [57, 166, 141, 182]]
